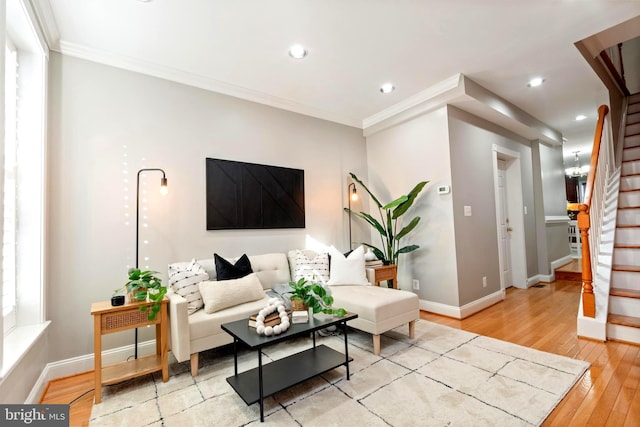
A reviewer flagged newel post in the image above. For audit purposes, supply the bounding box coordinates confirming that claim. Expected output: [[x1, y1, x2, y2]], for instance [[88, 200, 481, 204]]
[[578, 204, 595, 317]]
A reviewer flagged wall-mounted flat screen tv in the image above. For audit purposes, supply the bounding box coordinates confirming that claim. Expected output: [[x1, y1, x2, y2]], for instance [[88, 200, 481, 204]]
[[206, 158, 305, 230]]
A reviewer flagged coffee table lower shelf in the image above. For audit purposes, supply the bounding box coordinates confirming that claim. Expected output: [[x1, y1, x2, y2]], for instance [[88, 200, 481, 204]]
[[226, 344, 352, 405]]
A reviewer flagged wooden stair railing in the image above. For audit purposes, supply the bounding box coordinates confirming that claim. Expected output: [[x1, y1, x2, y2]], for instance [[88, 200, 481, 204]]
[[577, 104, 610, 318]]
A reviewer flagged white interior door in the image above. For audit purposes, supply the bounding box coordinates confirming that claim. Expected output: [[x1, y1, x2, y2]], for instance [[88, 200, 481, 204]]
[[492, 144, 527, 290], [497, 159, 513, 288]]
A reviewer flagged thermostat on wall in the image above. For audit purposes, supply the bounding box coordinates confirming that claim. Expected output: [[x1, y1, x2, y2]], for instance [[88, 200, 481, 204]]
[[437, 185, 450, 194]]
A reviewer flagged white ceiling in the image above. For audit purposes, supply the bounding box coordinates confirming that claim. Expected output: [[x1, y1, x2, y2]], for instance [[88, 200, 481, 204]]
[[35, 1, 640, 163]]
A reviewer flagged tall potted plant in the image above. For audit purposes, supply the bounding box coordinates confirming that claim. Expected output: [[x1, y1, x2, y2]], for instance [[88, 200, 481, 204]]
[[344, 172, 428, 265]]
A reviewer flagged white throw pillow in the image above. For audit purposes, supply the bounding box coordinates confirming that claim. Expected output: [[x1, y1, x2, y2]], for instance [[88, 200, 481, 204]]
[[199, 272, 266, 313], [168, 259, 209, 315], [292, 250, 330, 284], [327, 245, 369, 286]]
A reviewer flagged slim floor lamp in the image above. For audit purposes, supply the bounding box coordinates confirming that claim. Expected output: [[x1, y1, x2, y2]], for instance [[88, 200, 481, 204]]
[[134, 168, 168, 359], [348, 183, 358, 251]]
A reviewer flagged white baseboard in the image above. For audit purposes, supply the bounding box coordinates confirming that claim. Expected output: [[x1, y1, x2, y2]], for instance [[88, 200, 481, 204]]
[[607, 323, 640, 345], [577, 314, 607, 341], [551, 255, 573, 270], [26, 340, 158, 404], [527, 273, 554, 287], [420, 290, 504, 319], [525, 255, 573, 288]]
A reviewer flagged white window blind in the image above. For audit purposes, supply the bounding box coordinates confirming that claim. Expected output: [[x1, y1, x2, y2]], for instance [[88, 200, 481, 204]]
[[3, 41, 18, 334]]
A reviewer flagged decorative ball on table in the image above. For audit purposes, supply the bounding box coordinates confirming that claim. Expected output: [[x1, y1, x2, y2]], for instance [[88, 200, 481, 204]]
[[254, 298, 290, 336]]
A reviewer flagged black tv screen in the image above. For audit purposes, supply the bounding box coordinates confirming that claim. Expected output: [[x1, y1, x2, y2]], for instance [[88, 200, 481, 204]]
[[206, 158, 305, 230]]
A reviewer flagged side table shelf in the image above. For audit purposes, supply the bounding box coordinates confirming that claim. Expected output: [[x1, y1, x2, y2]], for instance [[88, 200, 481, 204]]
[[90, 298, 169, 403], [366, 264, 398, 289]]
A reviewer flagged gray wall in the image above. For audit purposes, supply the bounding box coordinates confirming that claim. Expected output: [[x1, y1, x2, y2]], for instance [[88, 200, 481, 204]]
[[47, 53, 367, 362], [447, 107, 539, 304], [365, 107, 459, 306], [538, 142, 571, 263]]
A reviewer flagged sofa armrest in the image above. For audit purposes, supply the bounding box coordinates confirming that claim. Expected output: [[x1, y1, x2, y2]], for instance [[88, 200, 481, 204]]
[[167, 291, 190, 363]]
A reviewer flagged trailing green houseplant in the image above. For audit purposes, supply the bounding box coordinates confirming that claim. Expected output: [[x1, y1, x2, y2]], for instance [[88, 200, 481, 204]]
[[344, 172, 428, 265], [287, 278, 347, 317], [121, 268, 167, 321]]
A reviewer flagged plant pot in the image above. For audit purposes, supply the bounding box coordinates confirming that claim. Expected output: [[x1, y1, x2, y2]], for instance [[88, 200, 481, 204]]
[[129, 287, 147, 303], [290, 298, 309, 312]]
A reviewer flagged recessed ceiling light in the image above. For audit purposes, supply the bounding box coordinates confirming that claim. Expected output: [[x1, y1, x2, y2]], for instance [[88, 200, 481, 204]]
[[527, 77, 544, 87], [575, 115, 587, 121], [380, 83, 395, 94], [288, 45, 307, 59]]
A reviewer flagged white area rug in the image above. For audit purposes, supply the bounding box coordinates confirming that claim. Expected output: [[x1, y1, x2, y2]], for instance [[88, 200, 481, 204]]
[[89, 320, 589, 426]]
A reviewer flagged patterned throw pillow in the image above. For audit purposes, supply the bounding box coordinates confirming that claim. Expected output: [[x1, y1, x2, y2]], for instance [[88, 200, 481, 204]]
[[168, 259, 209, 315], [292, 250, 330, 284]]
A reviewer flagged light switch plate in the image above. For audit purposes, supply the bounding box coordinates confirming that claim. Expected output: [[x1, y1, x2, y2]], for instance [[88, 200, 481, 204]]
[[464, 205, 472, 216]]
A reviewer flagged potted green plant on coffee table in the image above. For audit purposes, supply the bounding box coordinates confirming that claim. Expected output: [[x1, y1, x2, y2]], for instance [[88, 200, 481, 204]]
[[287, 278, 347, 316]]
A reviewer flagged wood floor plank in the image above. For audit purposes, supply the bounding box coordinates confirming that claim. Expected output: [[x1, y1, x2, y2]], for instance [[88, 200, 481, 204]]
[[587, 345, 639, 425], [605, 347, 640, 426]]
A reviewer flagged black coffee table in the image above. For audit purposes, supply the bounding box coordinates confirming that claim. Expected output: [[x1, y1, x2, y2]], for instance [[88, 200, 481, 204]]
[[221, 312, 358, 422]]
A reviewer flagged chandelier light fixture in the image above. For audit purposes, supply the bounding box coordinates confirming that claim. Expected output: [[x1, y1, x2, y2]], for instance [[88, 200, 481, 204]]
[[566, 151, 589, 177]]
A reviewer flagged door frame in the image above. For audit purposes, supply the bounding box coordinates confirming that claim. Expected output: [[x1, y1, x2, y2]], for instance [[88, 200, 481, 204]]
[[492, 144, 528, 291]]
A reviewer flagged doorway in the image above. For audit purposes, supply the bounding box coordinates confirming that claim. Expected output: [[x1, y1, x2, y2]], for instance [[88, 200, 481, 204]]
[[492, 145, 528, 291], [497, 159, 513, 288]]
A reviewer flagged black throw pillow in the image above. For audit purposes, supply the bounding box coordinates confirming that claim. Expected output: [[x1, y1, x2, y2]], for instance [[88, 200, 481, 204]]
[[214, 253, 253, 281]]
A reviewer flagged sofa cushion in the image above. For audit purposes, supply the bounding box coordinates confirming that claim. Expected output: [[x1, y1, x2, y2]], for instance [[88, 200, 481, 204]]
[[214, 253, 253, 280], [188, 295, 271, 341], [199, 272, 265, 313], [327, 245, 368, 286], [168, 259, 209, 315], [290, 250, 330, 284], [330, 285, 419, 334]]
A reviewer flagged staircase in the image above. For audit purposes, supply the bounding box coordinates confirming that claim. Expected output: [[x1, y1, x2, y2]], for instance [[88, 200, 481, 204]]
[[608, 93, 640, 343]]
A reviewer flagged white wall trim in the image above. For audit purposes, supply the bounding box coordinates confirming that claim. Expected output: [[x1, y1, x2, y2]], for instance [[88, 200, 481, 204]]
[[26, 339, 158, 404], [54, 40, 362, 129], [545, 215, 571, 223], [527, 274, 555, 287], [460, 291, 504, 319], [551, 254, 574, 270], [362, 74, 463, 131], [419, 290, 504, 319], [577, 313, 607, 341], [607, 323, 640, 345]]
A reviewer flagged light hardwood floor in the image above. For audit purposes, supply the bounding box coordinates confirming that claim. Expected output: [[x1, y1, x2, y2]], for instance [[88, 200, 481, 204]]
[[41, 279, 639, 426]]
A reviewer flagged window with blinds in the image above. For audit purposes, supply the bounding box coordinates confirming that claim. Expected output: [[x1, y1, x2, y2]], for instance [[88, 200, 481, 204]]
[[3, 41, 18, 334]]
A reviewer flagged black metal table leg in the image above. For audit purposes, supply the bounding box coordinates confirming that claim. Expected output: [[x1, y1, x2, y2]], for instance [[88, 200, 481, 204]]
[[258, 350, 264, 422], [312, 330, 316, 347], [233, 338, 238, 376], [342, 321, 350, 380]]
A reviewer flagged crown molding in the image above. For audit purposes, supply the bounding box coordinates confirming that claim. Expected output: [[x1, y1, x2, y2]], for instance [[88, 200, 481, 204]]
[[362, 74, 463, 134], [54, 40, 362, 129], [362, 74, 562, 145], [29, 0, 60, 51]]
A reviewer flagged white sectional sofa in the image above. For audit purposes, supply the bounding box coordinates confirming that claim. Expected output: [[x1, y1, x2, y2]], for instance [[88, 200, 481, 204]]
[[167, 250, 419, 376]]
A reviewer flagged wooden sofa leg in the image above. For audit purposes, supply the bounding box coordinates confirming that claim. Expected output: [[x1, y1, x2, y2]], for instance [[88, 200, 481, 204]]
[[409, 320, 416, 339], [190, 353, 199, 377], [373, 334, 381, 356]]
